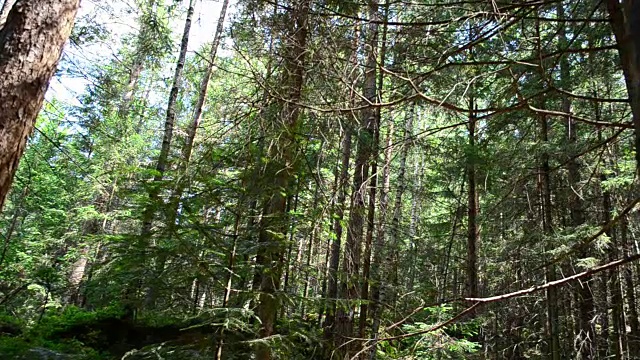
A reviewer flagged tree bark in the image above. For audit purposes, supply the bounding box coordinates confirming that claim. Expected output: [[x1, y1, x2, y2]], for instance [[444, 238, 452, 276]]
[[165, 0, 230, 232], [534, 8, 561, 355], [369, 119, 398, 360], [606, 0, 640, 177], [0, 0, 15, 27], [0, 0, 80, 212], [371, 104, 413, 356]]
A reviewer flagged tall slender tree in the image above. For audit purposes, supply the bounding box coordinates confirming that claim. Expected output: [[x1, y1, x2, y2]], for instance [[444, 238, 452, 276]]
[[254, 1, 311, 359]]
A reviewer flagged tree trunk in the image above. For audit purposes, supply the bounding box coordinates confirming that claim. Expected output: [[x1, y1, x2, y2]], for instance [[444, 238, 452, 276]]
[[140, 0, 195, 237], [177, 0, 229, 171], [165, 0, 230, 233], [358, 106, 381, 340], [596, 98, 624, 358], [370, 104, 413, 356], [621, 216, 640, 357], [0, 0, 80, 212], [467, 101, 479, 299], [140, 0, 195, 308], [335, 1, 379, 356], [369, 119, 399, 360], [539, 112, 561, 360], [534, 8, 562, 355], [323, 127, 352, 335], [254, 1, 310, 358], [606, 0, 640, 177], [0, 0, 15, 27], [324, 22, 359, 338], [407, 158, 423, 292]]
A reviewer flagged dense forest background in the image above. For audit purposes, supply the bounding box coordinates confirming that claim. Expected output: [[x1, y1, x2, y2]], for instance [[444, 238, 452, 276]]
[[1, 0, 640, 359]]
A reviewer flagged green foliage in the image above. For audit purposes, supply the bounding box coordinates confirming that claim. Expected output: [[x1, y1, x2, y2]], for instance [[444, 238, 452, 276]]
[[376, 307, 480, 359]]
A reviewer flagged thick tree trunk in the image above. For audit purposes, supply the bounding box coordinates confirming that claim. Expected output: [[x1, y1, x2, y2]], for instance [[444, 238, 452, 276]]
[[607, 0, 640, 177], [0, 0, 80, 212]]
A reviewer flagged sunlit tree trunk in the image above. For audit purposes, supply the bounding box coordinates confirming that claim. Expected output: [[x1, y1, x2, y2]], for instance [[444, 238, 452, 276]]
[[140, 0, 195, 236], [140, 0, 195, 308], [0, 0, 80, 212], [175, 0, 229, 174], [0, 0, 15, 27]]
